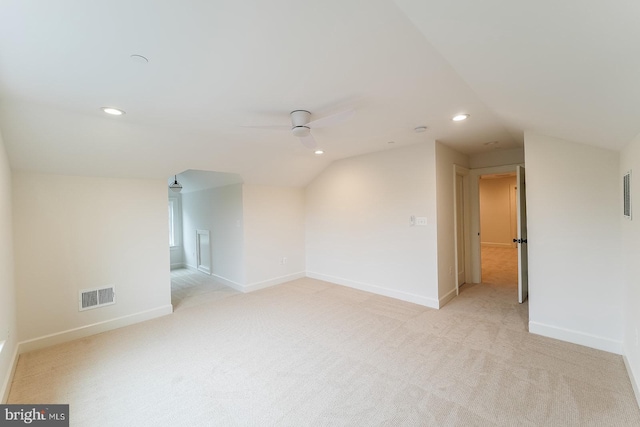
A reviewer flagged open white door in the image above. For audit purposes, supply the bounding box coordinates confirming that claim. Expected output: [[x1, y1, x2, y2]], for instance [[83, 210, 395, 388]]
[[516, 166, 529, 303]]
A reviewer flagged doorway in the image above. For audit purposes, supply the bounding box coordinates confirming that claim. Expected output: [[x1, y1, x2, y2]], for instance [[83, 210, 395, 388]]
[[479, 172, 518, 287], [460, 163, 528, 304]]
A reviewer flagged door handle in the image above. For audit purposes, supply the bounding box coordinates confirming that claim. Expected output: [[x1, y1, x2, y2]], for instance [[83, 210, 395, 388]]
[[513, 239, 528, 244]]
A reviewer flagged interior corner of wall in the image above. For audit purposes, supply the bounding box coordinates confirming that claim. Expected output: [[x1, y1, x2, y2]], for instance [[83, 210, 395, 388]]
[[438, 286, 457, 308]]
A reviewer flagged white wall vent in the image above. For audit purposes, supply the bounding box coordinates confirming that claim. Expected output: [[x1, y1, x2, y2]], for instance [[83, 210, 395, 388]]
[[79, 286, 116, 311], [624, 170, 632, 220]]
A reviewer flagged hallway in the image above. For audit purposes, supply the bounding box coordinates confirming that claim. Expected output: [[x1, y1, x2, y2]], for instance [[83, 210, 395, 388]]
[[481, 246, 518, 288]]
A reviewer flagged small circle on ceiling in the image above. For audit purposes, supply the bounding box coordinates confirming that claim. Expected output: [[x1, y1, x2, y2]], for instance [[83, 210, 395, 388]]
[[130, 54, 149, 64]]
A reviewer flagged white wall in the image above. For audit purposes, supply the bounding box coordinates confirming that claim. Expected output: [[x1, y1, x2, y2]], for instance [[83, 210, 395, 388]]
[[479, 176, 517, 247], [243, 184, 305, 291], [168, 191, 184, 269], [305, 142, 439, 307], [435, 142, 469, 305], [621, 132, 640, 405], [181, 184, 245, 287], [12, 173, 172, 348], [470, 147, 524, 169], [0, 130, 17, 403], [525, 132, 623, 353]]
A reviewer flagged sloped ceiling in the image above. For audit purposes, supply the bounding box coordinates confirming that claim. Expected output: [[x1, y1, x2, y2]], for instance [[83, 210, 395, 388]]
[[0, 1, 636, 187], [394, 0, 640, 151]]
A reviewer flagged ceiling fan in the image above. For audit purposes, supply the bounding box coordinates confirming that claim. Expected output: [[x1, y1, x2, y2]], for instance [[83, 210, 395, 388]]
[[246, 109, 355, 149]]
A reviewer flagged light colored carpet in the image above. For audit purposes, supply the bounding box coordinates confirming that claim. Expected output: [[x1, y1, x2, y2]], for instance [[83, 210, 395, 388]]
[[171, 268, 240, 310], [481, 245, 518, 288], [7, 273, 640, 426]]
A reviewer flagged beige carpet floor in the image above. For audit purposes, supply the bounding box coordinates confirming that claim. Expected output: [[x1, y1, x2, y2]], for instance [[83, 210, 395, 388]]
[[481, 246, 518, 288], [7, 271, 640, 426], [171, 267, 240, 310]]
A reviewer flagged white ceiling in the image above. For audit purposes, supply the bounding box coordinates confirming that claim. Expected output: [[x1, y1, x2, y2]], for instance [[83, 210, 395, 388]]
[[0, 0, 637, 187]]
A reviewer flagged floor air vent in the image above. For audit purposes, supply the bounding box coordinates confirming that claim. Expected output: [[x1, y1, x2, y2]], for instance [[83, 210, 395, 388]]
[[79, 286, 116, 311]]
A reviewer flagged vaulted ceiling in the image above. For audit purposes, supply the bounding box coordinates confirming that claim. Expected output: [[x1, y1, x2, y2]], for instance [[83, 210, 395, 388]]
[[0, 0, 637, 187]]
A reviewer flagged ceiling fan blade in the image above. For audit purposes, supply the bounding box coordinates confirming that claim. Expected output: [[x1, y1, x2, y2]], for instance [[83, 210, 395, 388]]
[[241, 125, 290, 130], [299, 134, 317, 149], [306, 109, 355, 129]]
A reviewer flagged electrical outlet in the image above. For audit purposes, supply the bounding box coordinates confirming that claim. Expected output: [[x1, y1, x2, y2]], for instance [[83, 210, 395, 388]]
[[281, 257, 287, 265], [416, 217, 427, 226], [449, 266, 453, 276]]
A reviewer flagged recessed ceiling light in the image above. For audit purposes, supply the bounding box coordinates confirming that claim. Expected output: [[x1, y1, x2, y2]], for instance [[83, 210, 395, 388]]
[[452, 114, 469, 122], [387, 141, 395, 144], [483, 141, 498, 146], [314, 150, 324, 155], [414, 126, 428, 133], [102, 107, 125, 116]]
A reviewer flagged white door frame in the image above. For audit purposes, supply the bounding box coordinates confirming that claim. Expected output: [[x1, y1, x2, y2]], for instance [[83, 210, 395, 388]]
[[509, 183, 518, 248], [468, 163, 524, 283], [453, 164, 471, 296]]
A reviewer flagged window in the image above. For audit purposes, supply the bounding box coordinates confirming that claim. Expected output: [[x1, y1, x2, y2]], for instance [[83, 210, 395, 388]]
[[169, 199, 177, 247]]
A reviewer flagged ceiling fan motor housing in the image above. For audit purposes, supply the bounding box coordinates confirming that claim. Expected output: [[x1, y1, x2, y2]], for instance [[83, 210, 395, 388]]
[[290, 110, 312, 138], [290, 110, 311, 127], [292, 125, 310, 137]]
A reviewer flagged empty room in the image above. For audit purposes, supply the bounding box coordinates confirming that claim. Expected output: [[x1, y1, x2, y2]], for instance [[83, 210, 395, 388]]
[[1, 1, 640, 425]]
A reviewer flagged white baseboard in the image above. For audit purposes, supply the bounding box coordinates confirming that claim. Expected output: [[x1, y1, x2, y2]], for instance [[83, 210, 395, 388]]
[[17, 305, 174, 355], [0, 343, 19, 404], [170, 262, 185, 270], [244, 272, 306, 293], [529, 321, 623, 354], [438, 287, 457, 308], [1, 304, 173, 403], [211, 274, 244, 292], [623, 354, 640, 410], [212, 272, 305, 293], [306, 272, 439, 309]]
